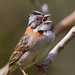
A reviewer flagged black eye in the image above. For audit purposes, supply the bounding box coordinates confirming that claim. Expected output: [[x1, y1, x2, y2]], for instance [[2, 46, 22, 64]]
[[36, 18, 39, 20], [38, 30, 44, 34]]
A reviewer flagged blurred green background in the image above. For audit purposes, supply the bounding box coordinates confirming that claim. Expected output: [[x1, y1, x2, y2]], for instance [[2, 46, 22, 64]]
[[0, 0, 75, 75]]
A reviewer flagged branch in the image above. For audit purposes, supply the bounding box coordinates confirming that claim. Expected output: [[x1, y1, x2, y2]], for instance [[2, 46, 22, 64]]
[[37, 26, 75, 75], [53, 11, 75, 35]]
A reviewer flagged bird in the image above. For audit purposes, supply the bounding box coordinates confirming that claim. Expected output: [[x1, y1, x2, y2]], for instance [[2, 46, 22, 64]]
[[0, 11, 55, 75]]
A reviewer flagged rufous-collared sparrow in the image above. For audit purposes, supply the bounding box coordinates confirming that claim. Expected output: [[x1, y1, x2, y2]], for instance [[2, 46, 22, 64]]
[[0, 11, 55, 75]]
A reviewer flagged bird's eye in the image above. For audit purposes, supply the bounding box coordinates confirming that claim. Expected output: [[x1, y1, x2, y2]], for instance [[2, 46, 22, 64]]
[[36, 18, 39, 20], [36, 18, 40, 20]]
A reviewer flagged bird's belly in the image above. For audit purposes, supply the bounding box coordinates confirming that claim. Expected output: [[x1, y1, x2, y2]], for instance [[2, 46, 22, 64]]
[[16, 44, 50, 69]]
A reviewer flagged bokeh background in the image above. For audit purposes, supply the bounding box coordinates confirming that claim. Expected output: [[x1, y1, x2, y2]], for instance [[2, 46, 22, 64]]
[[0, 0, 75, 75]]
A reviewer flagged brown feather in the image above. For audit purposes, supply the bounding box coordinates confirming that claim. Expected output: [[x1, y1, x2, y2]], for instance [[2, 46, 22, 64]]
[[9, 27, 43, 65], [9, 33, 30, 65]]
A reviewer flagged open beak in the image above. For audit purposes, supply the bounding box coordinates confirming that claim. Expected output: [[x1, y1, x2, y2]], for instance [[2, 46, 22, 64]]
[[43, 14, 51, 22], [44, 14, 51, 18], [43, 21, 52, 24]]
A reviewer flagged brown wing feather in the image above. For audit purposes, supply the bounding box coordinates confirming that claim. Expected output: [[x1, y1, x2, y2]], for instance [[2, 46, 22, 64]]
[[9, 33, 30, 65], [9, 31, 42, 65]]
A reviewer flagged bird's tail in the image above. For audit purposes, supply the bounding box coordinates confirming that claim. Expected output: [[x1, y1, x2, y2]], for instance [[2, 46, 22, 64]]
[[0, 63, 9, 75]]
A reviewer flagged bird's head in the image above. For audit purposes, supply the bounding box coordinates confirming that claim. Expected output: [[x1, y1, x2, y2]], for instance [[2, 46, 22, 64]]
[[26, 11, 52, 35], [28, 10, 50, 29], [28, 11, 44, 29]]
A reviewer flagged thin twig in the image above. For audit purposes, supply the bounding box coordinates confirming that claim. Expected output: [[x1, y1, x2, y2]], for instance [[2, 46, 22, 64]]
[[37, 26, 75, 75], [53, 11, 75, 35]]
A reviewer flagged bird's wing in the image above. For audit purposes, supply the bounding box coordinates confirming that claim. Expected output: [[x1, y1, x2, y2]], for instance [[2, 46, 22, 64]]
[[9, 33, 31, 65], [9, 31, 42, 65]]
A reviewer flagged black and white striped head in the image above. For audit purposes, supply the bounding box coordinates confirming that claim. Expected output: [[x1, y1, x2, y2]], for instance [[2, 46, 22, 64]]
[[28, 11, 50, 29], [28, 11, 44, 28]]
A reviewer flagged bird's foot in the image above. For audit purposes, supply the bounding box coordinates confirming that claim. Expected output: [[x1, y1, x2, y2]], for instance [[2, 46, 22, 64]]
[[19, 67, 27, 75]]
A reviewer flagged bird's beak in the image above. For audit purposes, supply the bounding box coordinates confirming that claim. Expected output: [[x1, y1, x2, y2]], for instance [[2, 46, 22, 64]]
[[43, 21, 52, 24], [44, 14, 51, 18], [43, 14, 51, 22]]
